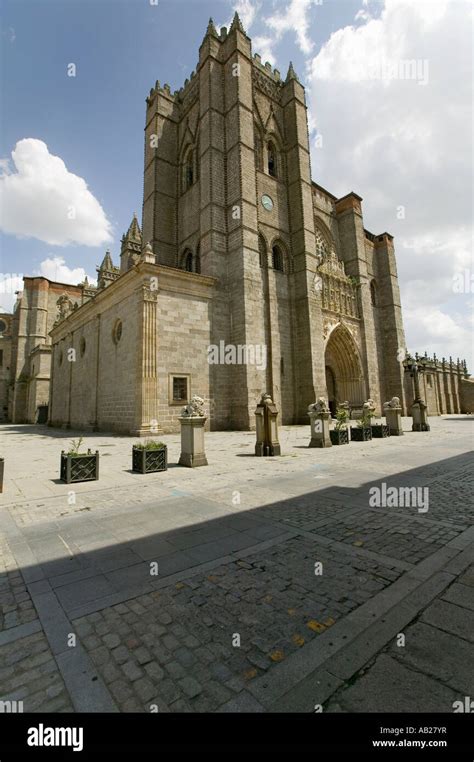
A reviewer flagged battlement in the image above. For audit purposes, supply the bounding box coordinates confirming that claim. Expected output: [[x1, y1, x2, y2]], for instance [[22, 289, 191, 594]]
[[251, 53, 283, 85]]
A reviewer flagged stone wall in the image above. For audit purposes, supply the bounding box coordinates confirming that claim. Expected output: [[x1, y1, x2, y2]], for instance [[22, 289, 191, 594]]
[[0, 313, 13, 422], [49, 263, 217, 435], [10, 278, 84, 423], [460, 377, 474, 413], [402, 355, 468, 415]]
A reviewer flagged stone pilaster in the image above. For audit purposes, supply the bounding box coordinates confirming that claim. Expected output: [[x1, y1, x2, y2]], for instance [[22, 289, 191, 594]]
[[375, 234, 407, 411], [281, 67, 321, 421], [133, 284, 160, 435]]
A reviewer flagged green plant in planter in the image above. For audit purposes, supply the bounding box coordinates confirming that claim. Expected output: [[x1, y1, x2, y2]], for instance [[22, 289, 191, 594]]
[[335, 408, 349, 430], [60, 439, 98, 482], [357, 409, 374, 428], [330, 407, 350, 445], [66, 437, 90, 456], [133, 440, 166, 450]]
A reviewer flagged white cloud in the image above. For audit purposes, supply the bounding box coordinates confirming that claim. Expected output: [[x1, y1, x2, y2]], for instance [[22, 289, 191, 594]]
[[306, 0, 473, 365], [252, 35, 277, 66], [37, 256, 96, 287], [234, 0, 260, 30], [0, 257, 97, 313], [221, 0, 261, 35], [233, 0, 319, 64], [267, 0, 319, 55], [0, 273, 24, 313], [403, 305, 473, 365], [0, 139, 113, 246]]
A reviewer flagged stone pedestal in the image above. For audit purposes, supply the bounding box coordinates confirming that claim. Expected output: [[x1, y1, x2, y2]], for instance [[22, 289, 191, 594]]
[[255, 393, 281, 456], [411, 401, 430, 432], [308, 410, 332, 447], [178, 416, 208, 467], [384, 408, 403, 436], [383, 398, 403, 436]]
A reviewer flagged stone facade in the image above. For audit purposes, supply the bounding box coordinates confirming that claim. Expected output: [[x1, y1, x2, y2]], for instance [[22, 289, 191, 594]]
[[138, 14, 411, 429], [8, 277, 92, 424], [6, 14, 471, 434], [402, 354, 472, 416], [0, 313, 13, 422]]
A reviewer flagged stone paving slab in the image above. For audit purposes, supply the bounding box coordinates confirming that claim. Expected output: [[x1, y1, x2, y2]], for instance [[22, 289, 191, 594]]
[[326, 654, 459, 713], [420, 598, 474, 642], [441, 581, 474, 611], [324, 564, 474, 713]]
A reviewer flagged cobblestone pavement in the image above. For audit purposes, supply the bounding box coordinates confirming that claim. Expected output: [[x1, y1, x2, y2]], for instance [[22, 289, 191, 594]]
[[0, 416, 473, 713], [73, 537, 402, 712], [0, 631, 73, 712], [0, 541, 37, 631]]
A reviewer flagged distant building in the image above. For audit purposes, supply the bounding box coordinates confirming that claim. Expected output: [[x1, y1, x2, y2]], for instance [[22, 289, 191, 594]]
[[7, 276, 95, 423]]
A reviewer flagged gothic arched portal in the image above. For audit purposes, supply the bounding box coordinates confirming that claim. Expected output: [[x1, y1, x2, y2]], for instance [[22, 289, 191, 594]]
[[324, 324, 366, 411]]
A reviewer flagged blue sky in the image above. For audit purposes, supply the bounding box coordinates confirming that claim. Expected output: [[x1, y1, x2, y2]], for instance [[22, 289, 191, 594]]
[[0, 0, 472, 365]]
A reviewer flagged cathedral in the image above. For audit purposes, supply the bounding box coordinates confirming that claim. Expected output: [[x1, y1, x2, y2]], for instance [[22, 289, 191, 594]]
[[4, 14, 471, 433]]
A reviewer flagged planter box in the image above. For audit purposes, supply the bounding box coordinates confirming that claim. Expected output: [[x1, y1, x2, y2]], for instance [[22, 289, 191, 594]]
[[60, 451, 99, 484], [371, 424, 390, 438], [351, 427, 372, 442], [132, 446, 167, 474], [330, 429, 350, 445]]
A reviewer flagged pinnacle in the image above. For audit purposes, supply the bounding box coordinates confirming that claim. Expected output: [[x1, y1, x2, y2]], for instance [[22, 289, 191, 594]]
[[126, 213, 142, 240], [205, 17, 218, 38], [100, 250, 113, 270], [230, 11, 245, 34], [286, 61, 298, 82]]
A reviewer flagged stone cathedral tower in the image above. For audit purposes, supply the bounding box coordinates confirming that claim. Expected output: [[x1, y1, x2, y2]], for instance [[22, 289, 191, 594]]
[[48, 14, 422, 435], [141, 14, 407, 428]]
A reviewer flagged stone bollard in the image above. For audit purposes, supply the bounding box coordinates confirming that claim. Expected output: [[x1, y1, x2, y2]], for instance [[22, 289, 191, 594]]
[[383, 397, 403, 436], [178, 396, 208, 467], [254, 393, 281, 456], [411, 400, 430, 432], [307, 398, 332, 447]]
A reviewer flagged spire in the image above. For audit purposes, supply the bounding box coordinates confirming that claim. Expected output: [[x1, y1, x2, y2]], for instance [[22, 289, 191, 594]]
[[120, 213, 143, 273], [100, 250, 114, 271], [286, 61, 299, 83], [206, 17, 218, 38], [97, 249, 120, 289], [125, 212, 141, 242], [230, 11, 245, 34]]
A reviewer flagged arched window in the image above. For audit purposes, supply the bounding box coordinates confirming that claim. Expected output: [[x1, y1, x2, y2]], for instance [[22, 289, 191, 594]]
[[267, 141, 277, 177], [184, 250, 193, 272], [370, 279, 377, 306], [195, 243, 201, 274], [258, 235, 267, 268], [185, 150, 194, 190], [315, 228, 330, 261], [272, 245, 284, 272]]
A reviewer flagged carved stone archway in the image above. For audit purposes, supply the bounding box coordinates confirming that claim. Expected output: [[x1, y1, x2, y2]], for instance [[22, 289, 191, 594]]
[[324, 323, 365, 409]]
